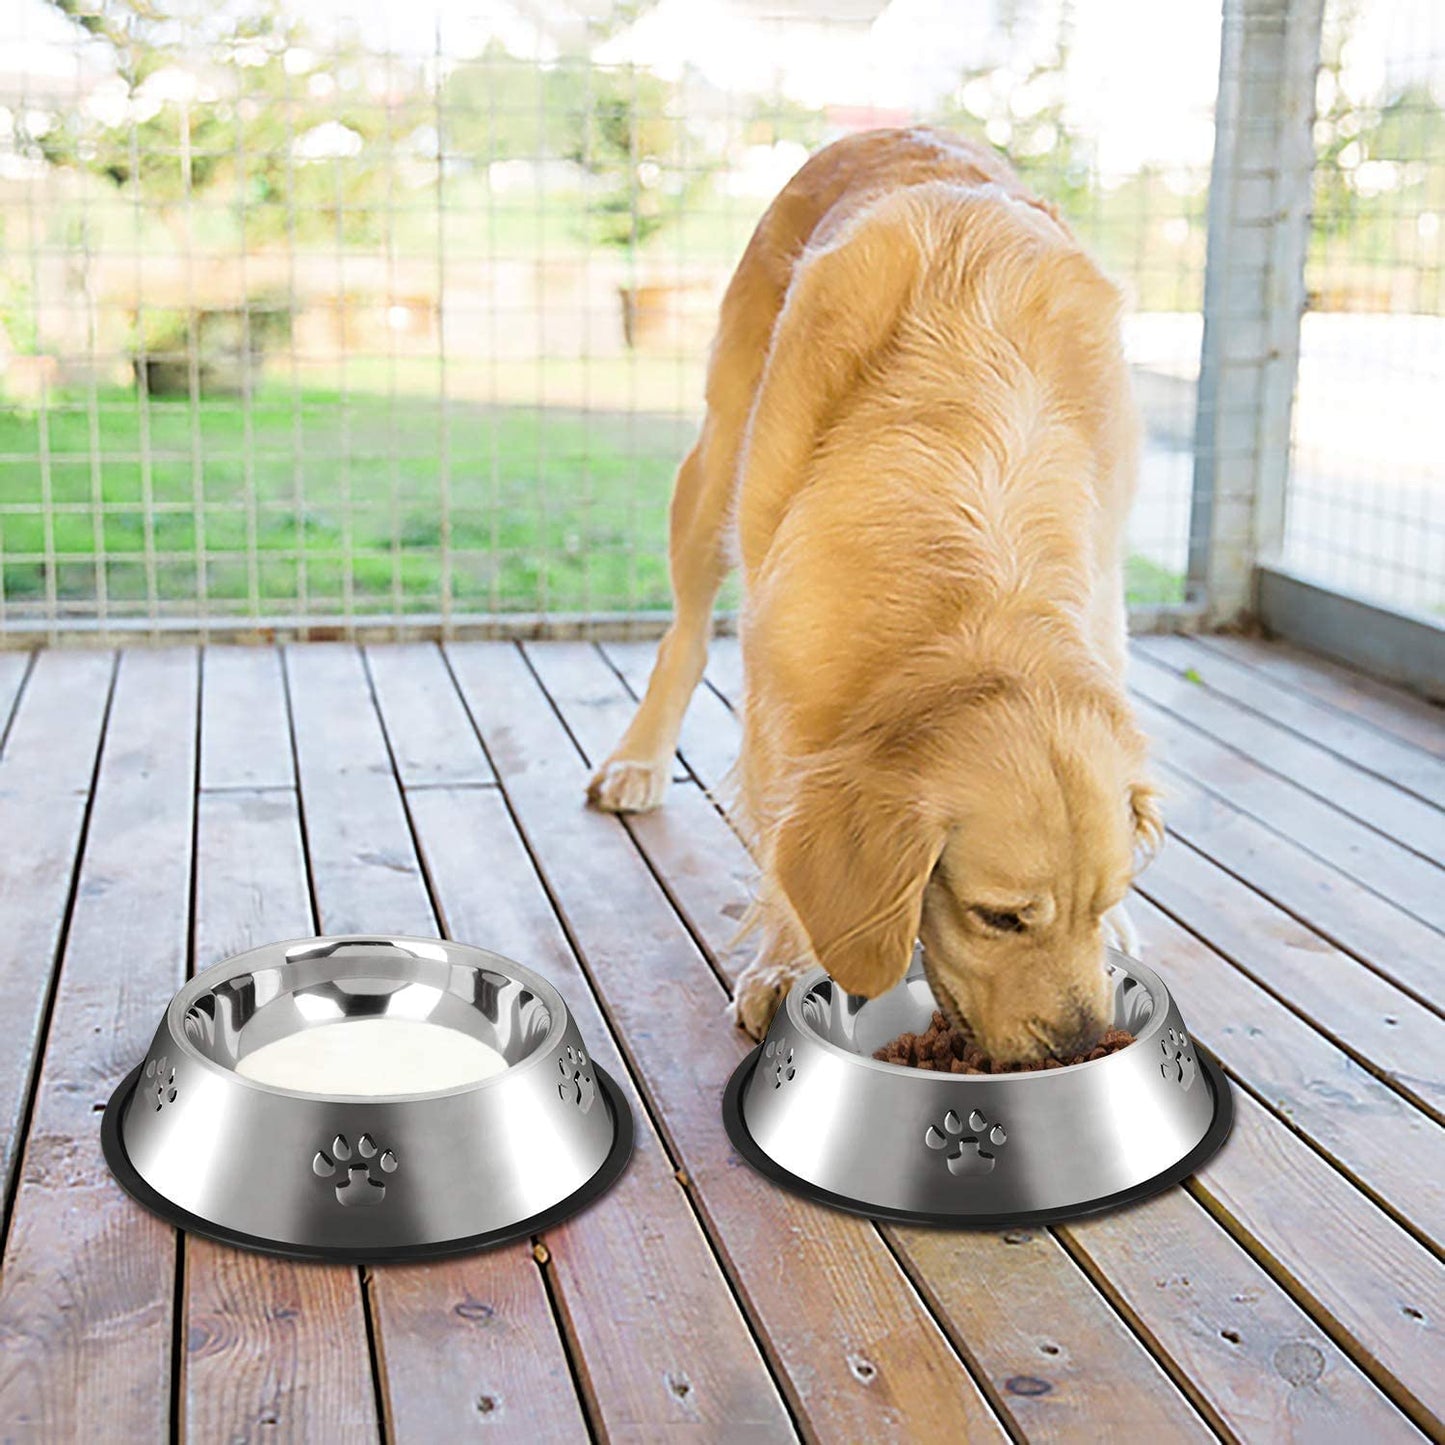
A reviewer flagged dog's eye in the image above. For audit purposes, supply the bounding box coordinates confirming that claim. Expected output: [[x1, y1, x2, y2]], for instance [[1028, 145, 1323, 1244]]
[[971, 906, 1026, 933]]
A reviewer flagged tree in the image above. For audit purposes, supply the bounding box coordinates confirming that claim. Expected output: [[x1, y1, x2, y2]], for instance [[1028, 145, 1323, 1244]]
[[36, 0, 430, 246]]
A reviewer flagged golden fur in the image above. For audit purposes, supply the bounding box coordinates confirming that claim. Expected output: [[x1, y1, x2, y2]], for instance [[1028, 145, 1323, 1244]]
[[588, 127, 1162, 1061]]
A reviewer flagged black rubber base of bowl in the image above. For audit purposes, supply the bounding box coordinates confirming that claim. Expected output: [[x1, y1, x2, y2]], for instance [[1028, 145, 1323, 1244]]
[[102, 1062, 634, 1263], [723, 1045, 1234, 1229]]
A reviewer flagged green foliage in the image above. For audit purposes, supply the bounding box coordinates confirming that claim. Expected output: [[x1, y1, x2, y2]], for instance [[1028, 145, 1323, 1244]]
[[1307, 1, 1445, 311], [570, 67, 685, 250], [742, 96, 828, 151], [445, 50, 703, 252], [441, 45, 580, 163], [0, 269, 38, 357], [36, 1, 431, 245]]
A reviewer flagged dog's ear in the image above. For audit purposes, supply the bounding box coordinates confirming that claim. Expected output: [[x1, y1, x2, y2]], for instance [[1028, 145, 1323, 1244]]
[[771, 763, 946, 998], [1129, 780, 1165, 869], [738, 193, 926, 563]]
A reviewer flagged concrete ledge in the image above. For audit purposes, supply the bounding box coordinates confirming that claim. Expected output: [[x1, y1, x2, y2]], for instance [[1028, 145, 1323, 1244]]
[[1257, 562, 1445, 702]]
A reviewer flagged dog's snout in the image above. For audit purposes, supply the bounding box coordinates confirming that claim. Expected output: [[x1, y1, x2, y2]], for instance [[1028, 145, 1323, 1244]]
[[1055, 1001, 1112, 1058]]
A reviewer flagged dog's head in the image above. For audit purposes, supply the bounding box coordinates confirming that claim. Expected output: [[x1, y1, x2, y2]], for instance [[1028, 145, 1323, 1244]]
[[771, 669, 1161, 1062]]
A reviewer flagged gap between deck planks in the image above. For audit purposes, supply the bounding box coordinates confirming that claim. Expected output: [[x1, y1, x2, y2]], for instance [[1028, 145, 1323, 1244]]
[[561, 640, 1432, 1439], [612, 633, 1443, 1433], [0, 651, 33, 751]]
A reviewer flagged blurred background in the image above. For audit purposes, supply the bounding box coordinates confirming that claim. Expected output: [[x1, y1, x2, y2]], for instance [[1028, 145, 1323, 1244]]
[[0, 0, 1440, 636]]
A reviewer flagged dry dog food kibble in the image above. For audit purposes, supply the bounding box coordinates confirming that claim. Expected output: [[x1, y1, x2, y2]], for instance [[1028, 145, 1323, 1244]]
[[874, 1012, 1135, 1072]]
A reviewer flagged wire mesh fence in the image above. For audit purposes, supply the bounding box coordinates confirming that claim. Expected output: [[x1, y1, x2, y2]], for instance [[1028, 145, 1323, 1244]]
[[0, 0, 1222, 639], [1281, 0, 1445, 617]]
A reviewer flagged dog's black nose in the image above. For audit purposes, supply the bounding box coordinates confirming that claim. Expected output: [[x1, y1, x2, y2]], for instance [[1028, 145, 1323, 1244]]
[[1058, 1006, 1109, 1058]]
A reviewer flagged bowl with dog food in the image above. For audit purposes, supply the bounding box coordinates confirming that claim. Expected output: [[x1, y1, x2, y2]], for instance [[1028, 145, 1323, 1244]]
[[724, 948, 1231, 1225], [103, 935, 632, 1260]]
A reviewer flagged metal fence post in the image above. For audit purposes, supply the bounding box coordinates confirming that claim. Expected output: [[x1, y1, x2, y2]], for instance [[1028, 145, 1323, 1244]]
[[1188, 0, 1325, 625]]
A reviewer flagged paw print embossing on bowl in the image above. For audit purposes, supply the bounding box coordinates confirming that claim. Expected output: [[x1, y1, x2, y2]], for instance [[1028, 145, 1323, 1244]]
[[924, 1107, 1007, 1176], [144, 1056, 178, 1111], [312, 1132, 398, 1207], [559, 1045, 596, 1113], [1160, 1027, 1196, 1090], [763, 1039, 796, 1088]]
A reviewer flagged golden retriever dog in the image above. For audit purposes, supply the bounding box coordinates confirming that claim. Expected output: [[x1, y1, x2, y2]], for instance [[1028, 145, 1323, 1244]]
[[588, 127, 1162, 1062]]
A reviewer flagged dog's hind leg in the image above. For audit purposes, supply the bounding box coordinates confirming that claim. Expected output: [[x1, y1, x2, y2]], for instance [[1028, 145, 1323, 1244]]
[[588, 425, 735, 813]]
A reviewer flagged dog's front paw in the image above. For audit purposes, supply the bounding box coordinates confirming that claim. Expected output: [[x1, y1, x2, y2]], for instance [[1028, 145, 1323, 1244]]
[[730, 960, 801, 1040], [1103, 900, 1142, 958], [587, 757, 671, 814]]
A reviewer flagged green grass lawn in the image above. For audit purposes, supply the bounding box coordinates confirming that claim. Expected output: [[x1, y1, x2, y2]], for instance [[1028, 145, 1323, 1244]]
[[0, 387, 1182, 618], [0, 389, 697, 616]]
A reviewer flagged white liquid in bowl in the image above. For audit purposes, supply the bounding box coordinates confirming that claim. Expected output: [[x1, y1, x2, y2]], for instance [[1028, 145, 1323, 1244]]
[[235, 1017, 510, 1095]]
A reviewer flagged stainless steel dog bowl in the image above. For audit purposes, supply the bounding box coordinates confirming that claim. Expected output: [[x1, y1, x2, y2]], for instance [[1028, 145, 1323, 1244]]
[[103, 936, 632, 1260], [724, 950, 1231, 1225]]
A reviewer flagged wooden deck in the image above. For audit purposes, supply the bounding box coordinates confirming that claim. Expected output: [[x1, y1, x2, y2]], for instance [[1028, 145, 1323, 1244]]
[[0, 633, 1439, 1442]]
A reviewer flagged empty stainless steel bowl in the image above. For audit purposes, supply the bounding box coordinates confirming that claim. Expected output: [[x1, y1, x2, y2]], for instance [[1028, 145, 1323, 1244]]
[[103, 936, 632, 1260], [724, 949, 1231, 1225]]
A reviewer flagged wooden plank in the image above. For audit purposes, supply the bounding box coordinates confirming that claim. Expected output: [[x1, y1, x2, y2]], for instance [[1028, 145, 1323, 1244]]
[[0, 650, 115, 1201], [1134, 697, 1445, 935], [284, 642, 589, 1445], [448, 640, 1010, 1443], [629, 790, 759, 982], [406, 784, 796, 1439], [1130, 894, 1444, 1241], [1198, 634, 1445, 760], [284, 643, 447, 937], [364, 1263, 585, 1445], [888, 1223, 1210, 1443], [1193, 1088, 1444, 1431], [629, 779, 1414, 1445], [194, 792, 316, 963], [187, 643, 380, 1444], [200, 646, 294, 791], [1154, 759, 1442, 1007], [0, 648, 197, 1442], [1062, 1187, 1425, 1443], [183, 1247, 378, 1444], [601, 639, 742, 796], [1138, 839, 1444, 1119], [1132, 649, 1445, 865], [1138, 634, 1445, 809], [364, 643, 496, 788], [522, 641, 689, 783]]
